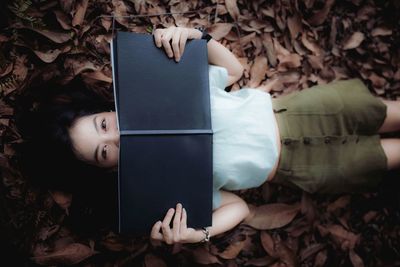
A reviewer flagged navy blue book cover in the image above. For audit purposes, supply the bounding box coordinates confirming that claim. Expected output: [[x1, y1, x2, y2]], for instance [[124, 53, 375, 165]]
[[111, 31, 213, 235]]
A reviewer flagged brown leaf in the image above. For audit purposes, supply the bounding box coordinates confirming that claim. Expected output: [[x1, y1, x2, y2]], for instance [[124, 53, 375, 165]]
[[225, 0, 240, 21], [209, 23, 233, 40], [260, 231, 277, 257], [30, 28, 72, 43], [262, 33, 277, 67], [72, 0, 89, 27], [327, 195, 351, 213], [287, 13, 303, 39], [299, 243, 325, 262], [275, 240, 297, 267], [144, 253, 168, 267], [244, 203, 301, 230], [191, 247, 221, 265], [278, 53, 302, 71], [54, 10, 72, 30], [322, 224, 360, 250], [371, 27, 392, 37], [249, 56, 268, 88], [301, 34, 323, 56], [33, 46, 71, 63], [349, 250, 365, 267], [219, 237, 249, 259], [368, 72, 386, 88], [31, 243, 97, 265], [343, 32, 365, 50], [314, 249, 328, 267], [308, 0, 335, 26], [81, 70, 112, 83]]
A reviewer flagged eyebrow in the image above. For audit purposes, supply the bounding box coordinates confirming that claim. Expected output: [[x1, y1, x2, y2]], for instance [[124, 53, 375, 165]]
[[93, 115, 99, 163]]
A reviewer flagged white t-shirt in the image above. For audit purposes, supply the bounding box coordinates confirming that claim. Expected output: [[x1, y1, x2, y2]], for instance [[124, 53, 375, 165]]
[[210, 65, 279, 209]]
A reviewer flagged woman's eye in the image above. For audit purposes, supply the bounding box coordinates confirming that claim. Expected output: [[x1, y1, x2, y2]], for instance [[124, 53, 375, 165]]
[[102, 145, 107, 160], [101, 119, 106, 130]]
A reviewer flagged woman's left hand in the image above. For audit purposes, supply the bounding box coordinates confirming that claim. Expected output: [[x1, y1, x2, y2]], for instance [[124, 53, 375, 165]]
[[153, 26, 201, 62], [150, 203, 201, 244]]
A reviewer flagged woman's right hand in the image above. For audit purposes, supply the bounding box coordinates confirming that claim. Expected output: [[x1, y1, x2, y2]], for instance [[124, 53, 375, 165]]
[[153, 26, 202, 62]]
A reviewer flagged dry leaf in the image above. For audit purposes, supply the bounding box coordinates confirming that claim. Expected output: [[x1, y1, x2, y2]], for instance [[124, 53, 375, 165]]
[[349, 249, 365, 267], [371, 27, 392, 37], [343, 32, 365, 50], [308, 0, 335, 26], [219, 238, 248, 259], [144, 253, 168, 267], [249, 56, 268, 87], [32, 243, 97, 265], [244, 203, 301, 230], [72, 0, 89, 27], [209, 23, 233, 40], [225, 0, 240, 21], [191, 247, 221, 265], [260, 231, 277, 257], [287, 13, 303, 39]]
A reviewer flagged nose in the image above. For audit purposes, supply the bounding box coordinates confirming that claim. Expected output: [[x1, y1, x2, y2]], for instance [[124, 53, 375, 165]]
[[102, 129, 120, 148], [112, 131, 120, 148]]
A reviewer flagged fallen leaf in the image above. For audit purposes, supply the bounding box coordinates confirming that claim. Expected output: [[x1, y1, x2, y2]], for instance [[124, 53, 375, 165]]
[[219, 237, 249, 259], [244, 203, 301, 230], [349, 249, 365, 267], [209, 23, 233, 40], [191, 247, 221, 265], [249, 56, 268, 87], [343, 32, 365, 50], [144, 253, 168, 267], [72, 0, 89, 27], [314, 249, 328, 267], [31, 243, 97, 265], [327, 195, 351, 213], [308, 0, 335, 26], [371, 27, 392, 37], [225, 0, 240, 21], [287, 13, 303, 39], [260, 231, 277, 257]]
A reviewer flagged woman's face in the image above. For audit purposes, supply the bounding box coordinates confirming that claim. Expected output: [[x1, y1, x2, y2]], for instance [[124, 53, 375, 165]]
[[69, 112, 119, 168]]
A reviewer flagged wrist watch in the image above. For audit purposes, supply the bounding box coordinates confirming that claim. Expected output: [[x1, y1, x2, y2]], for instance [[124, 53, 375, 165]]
[[201, 227, 210, 242], [196, 27, 212, 42]]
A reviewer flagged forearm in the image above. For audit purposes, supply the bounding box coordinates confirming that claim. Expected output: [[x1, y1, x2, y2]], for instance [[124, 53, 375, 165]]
[[188, 201, 250, 243], [188, 191, 250, 243], [191, 29, 244, 86]]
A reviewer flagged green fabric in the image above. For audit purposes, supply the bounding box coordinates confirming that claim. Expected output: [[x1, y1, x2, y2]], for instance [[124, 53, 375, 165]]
[[271, 79, 388, 193]]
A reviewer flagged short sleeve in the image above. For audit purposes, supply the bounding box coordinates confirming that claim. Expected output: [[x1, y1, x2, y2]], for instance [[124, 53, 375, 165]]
[[212, 189, 221, 210], [209, 65, 228, 90]]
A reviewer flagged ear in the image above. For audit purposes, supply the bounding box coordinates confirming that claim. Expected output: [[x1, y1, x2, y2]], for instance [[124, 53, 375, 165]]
[[49, 190, 72, 211]]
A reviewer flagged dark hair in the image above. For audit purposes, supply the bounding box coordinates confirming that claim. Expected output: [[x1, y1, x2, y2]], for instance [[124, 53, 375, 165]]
[[16, 78, 115, 192]]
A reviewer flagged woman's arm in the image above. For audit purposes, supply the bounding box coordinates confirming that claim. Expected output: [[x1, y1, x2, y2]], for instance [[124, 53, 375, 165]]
[[150, 190, 250, 244], [153, 27, 244, 87]]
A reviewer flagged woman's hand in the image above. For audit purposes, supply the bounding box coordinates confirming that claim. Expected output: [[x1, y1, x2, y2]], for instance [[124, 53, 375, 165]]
[[150, 203, 203, 244], [153, 26, 202, 62]]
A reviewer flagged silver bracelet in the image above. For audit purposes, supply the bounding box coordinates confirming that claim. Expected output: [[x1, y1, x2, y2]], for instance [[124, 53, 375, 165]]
[[201, 227, 210, 242]]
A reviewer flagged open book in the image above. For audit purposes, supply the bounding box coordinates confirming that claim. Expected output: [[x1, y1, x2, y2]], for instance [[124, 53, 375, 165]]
[[110, 31, 212, 235]]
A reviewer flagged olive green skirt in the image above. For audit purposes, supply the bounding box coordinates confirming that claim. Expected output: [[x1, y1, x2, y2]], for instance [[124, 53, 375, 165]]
[[271, 79, 388, 194]]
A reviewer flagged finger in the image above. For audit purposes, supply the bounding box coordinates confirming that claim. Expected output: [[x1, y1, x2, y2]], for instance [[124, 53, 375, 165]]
[[153, 29, 162, 48], [179, 29, 188, 61], [162, 208, 174, 243], [161, 30, 174, 58], [171, 28, 182, 62], [180, 207, 188, 232], [173, 203, 182, 239], [150, 221, 163, 240]]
